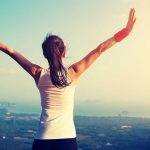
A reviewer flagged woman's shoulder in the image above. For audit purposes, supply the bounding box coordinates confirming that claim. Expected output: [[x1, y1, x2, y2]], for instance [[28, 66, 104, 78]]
[[34, 67, 44, 85], [67, 66, 79, 85], [36, 66, 78, 86]]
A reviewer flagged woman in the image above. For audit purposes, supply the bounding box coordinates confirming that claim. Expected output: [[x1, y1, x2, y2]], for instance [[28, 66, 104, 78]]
[[0, 8, 136, 150]]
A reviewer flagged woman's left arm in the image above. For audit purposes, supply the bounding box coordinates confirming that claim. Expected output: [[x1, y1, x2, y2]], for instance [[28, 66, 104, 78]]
[[0, 42, 42, 79]]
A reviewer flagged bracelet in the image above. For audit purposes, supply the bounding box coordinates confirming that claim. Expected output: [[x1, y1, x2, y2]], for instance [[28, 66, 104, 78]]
[[114, 28, 129, 42]]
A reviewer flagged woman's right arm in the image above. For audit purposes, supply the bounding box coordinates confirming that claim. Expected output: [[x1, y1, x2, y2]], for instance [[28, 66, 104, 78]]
[[69, 8, 136, 80], [0, 42, 42, 81]]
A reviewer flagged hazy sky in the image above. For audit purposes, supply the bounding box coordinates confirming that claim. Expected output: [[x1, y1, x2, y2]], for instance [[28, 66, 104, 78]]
[[0, 0, 150, 115]]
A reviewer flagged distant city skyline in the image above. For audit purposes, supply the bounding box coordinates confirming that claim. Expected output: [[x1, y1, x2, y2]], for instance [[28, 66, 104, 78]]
[[0, 0, 150, 116]]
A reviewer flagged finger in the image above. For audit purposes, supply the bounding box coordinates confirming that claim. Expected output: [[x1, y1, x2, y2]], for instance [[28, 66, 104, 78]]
[[128, 10, 135, 25], [133, 18, 136, 25], [128, 8, 134, 21], [130, 18, 136, 29], [130, 8, 135, 17], [130, 9, 135, 19], [129, 8, 133, 19], [131, 9, 135, 21]]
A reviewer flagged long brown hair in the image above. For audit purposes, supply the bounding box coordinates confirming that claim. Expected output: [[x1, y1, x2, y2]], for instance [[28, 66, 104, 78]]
[[42, 34, 71, 88]]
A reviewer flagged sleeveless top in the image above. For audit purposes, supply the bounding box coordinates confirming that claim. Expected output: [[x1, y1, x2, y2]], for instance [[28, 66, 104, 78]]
[[34, 68, 77, 139]]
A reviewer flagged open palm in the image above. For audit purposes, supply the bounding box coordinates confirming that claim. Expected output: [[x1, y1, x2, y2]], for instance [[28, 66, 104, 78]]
[[126, 8, 136, 33]]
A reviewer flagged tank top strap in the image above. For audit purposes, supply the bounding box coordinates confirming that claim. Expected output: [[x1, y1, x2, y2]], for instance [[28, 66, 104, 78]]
[[66, 67, 69, 72], [40, 68, 46, 77], [36, 68, 47, 87]]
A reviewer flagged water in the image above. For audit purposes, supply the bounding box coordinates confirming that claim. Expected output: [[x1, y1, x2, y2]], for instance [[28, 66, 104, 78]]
[[3, 100, 150, 118], [7, 102, 41, 114]]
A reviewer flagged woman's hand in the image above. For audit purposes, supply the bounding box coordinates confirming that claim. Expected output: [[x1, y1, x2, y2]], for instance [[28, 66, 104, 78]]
[[126, 8, 136, 33], [67, 8, 136, 79], [0, 42, 7, 50], [0, 42, 14, 54], [114, 8, 136, 42]]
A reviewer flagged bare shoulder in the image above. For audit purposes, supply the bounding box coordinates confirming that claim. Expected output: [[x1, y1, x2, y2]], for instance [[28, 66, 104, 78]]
[[68, 65, 79, 85]]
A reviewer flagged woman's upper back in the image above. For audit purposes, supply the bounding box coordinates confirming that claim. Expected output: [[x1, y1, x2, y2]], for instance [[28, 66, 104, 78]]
[[37, 68, 77, 110]]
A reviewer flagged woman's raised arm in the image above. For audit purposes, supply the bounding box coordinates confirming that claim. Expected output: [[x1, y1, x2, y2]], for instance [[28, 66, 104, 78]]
[[0, 42, 42, 82], [69, 8, 136, 79]]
